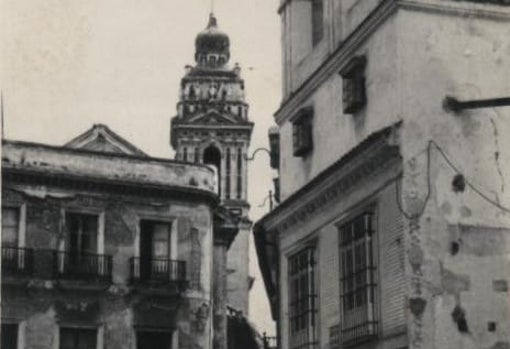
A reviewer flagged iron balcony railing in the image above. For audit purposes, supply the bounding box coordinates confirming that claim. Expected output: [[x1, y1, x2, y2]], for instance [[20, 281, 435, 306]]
[[54, 251, 113, 282], [1, 246, 34, 275], [262, 333, 278, 349], [130, 257, 186, 285]]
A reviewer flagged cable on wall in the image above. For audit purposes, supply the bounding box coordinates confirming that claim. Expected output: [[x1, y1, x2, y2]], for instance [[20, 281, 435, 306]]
[[395, 139, 510, 220]]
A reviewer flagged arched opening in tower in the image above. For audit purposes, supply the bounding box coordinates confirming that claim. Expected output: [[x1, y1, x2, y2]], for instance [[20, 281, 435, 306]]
[[203, 145, 222, 196]]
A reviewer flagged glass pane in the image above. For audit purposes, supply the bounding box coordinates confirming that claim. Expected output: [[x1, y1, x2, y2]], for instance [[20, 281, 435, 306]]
[[2, 208, 19, 245], [152, 223, 171, 258]]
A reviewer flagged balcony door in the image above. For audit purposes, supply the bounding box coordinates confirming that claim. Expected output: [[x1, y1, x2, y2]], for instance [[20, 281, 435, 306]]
[[140, 220, 171, 280], [63, 213, 99, 276], [67, 213, 98, 258]]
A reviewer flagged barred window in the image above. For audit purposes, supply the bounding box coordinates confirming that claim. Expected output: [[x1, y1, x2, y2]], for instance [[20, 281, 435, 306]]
[[288, 247, 317, 349], [340, 56, 367, 114], [292, 107, 313, 157], [339, 212, 378, 346]]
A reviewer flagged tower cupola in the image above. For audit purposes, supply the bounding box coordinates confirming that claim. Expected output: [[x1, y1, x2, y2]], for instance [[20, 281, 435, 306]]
[[195, 14, 230, 68]]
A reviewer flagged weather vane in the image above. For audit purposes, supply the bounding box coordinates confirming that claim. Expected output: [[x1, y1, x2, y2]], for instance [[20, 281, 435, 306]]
[[210, 0, 215, 13]]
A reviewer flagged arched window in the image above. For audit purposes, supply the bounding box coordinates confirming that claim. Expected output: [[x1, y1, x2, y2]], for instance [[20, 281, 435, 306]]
[[203, 145, 222, 196]]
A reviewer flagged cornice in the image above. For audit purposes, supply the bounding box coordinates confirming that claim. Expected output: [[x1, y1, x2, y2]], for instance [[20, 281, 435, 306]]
[[399, 0, 510, 21], [276, 147, 400, 234], [275, 0, 510, 125], [255, 124, 402, 233]]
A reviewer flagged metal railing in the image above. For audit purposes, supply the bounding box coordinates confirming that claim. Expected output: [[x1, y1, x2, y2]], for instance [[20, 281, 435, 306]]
[[262, 332, 278, 349], [1, 246, 34, 275], [130, 257, 186, 285], [54, 251, 112, 282]]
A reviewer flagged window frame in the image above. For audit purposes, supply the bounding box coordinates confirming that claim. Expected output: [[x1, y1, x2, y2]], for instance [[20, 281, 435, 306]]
[[340, 56, 367, 115], [1, 203, 26, 248], [292, 106, 314, 157], [337, 210, 379, 346], [1, 321, 24, 349], [287, 246, 318, 349], [311, 0, 324, 47], [58, 326, 99, 349]]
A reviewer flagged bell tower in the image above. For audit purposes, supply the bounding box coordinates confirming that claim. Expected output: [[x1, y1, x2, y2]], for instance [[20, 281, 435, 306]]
[[170, 13, 253, 314]]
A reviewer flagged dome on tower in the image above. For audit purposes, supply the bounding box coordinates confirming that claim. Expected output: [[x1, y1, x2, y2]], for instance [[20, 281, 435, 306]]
[[195, 14, 230, 68]]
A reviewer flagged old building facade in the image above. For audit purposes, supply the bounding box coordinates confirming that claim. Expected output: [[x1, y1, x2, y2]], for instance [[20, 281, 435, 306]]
[[171, 14, 254, 315], [255, 1, 510, 349], [1, 125, 239, 349]]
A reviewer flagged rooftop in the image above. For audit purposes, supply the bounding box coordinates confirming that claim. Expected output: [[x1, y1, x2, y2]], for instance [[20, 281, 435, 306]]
[[2, 139, 218, 197]]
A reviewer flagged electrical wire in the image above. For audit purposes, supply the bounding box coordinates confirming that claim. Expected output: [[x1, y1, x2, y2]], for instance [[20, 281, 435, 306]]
[[395, 139, 510, 220], [430, 140, 510, 214]]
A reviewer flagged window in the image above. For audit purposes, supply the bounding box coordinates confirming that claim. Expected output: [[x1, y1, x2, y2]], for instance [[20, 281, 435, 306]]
[[1, 323, 18, 349], [312, 0, 324, 46], [288, 247, 317, 349], [226, 148, 231, 199], [183, 147, 188, 162], [236, 148, 243, 199], [338, 212, 377, 346], [194, 147, 200, 163], [292, 107, 313, 157], [137, 330, 172, 349], [66, 213, 98, 257], [60, 327, 97, 349], [133, 220, 183, 283], [340, 56, 367, 114], [2, 207, 20, 246]]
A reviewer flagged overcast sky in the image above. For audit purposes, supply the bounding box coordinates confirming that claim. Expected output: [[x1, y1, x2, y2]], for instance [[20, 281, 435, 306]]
[[1, 0, 280, 334]]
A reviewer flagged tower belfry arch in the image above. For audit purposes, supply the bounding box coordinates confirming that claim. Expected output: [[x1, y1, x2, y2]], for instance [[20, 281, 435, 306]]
[[170, 13, 254, 315]]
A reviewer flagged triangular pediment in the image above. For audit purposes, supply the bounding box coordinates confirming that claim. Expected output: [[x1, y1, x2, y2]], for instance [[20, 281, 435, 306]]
[[188, 110, 239, 125], [65, 124, 147, 156]]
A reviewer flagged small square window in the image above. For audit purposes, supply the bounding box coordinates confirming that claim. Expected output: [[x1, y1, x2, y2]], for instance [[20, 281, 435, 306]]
[[292, 107, 314, 157], [340, 56, 367, 114]]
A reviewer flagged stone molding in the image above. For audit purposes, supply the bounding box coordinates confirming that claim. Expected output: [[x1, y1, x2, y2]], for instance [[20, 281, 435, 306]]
[[262, 139, 400, 234]]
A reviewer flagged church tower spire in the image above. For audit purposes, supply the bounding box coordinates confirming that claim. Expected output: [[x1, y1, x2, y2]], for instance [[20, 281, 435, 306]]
[[170, 14, 254, 314]]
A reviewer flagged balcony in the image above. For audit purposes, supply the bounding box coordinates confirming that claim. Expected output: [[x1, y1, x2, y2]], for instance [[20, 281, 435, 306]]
[[130, 257, 186, 287], [54, 251, 112, 282], [1, 246, 34, 276]]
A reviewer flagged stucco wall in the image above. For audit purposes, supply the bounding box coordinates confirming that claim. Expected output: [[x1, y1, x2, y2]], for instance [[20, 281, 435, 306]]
[[226, 225, 251, 314], [397, 6, 510, 348], [278, 15, 400, 201]]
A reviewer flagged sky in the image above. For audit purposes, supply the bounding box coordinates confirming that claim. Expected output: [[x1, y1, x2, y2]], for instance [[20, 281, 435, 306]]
[[1, 0, 281, 334]]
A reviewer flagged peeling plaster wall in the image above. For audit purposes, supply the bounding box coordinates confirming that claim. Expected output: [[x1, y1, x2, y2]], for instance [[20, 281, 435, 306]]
[[2, 182, 215, 349], [397, 6, 510, 349]]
